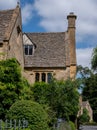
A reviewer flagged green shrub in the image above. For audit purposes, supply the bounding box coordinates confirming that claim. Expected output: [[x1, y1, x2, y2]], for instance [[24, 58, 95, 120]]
[[78, 108, 90, 124], [69, 121, 76, 130], [0, 58, 33, 119], [7, 100, 50, 130], [58, 122, 71, 130]]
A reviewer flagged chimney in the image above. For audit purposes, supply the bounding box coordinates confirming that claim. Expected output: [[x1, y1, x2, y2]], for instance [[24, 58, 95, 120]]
[[67, 12, 77, 28], [67, 12, 77, 79]]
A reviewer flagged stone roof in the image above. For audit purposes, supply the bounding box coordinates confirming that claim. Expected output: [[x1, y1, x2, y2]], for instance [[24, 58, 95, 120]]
[[0, 6, 19, 42], [24, 32, 70, 68]]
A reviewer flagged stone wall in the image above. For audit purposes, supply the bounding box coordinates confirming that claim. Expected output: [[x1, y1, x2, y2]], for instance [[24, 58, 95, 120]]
[[23, 67, 70, 84], [7, 8, 24, 68], [70, 65, 76, 79]]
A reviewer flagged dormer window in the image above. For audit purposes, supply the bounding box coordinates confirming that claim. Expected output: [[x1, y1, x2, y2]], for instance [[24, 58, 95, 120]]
[[24, 45, 33, 55]]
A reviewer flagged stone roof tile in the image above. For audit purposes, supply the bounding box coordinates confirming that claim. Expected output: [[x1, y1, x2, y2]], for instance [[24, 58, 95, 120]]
[[24, 32, 69, 68], [0, 9, 14, 42], [0, 6, 19, 42]]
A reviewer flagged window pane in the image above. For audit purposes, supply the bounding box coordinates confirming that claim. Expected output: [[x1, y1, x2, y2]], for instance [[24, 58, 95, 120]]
[[42, 73, 46, 82], [29, 45, 33, 55], [47, 73, 52, 83], [35, 73, 40, 82], [24, 45, 33, 55], [24, 45, 28, 55]]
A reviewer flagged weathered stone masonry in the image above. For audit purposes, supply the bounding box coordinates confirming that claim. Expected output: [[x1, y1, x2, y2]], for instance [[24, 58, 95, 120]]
[[0, 6, 77, 84]]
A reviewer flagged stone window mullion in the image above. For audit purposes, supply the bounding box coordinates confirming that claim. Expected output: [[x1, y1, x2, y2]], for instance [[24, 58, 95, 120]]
[[40, 72, 42, 82], [45, 72, 47, 83]]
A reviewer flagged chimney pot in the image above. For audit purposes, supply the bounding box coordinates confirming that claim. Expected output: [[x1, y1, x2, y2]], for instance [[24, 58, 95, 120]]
[[67, 12, 77, 28], [70, 12, 74, 15]]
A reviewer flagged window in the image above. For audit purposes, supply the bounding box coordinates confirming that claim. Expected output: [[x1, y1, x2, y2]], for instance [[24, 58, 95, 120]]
[[47, 73, 52, 83], [42, 73, 46, 82], [24, 45, 33, 55], [35, 73, 40, 82], [35, 72, 52, 83]]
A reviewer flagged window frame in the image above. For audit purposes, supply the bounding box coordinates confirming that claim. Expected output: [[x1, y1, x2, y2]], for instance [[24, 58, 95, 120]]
[[47, 73, 52, 83], [24, 45, 33, 55], [41, 73, 46, 82], [35, 73, 40, 82]]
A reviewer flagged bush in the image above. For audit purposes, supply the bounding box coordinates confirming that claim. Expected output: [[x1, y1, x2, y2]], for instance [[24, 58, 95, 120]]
[[69, 121, 76, 130], [78, 108, 90, 124], [7, 100, 50, 130], [0, 58, 33, 119]]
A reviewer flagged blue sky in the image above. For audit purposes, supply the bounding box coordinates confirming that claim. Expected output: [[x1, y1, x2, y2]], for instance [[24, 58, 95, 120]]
[[0, 0, 97, 68]]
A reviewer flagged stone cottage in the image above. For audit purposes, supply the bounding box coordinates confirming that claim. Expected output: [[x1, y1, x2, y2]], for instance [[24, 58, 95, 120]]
[[77, 96, 93, 122], [0, 5, 24, 68], [0, 5, 77, 84]]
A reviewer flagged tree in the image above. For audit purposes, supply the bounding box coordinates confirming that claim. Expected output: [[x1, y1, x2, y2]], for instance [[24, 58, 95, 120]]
[[32, 79, 79, 122], [77, 65, 97, 122], [0, 58, 21, 84], [32, 82, 49, 104], [82, 74, 97, 122], [0, 58, 33, 119], [7, 100, 50, 130], [78, 108, 90, 124], [48, 79, 79, 121], [77, 65, 92, 79], [91, 47, 97, 71]]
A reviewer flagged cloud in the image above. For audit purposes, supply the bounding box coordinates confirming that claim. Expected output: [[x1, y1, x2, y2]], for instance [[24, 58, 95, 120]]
[[21, 4, 33, 25], [1, 0, 97, 48], [0, 0, 96, 68], [0, 0, 17, 9], [0, 0, 34, 25], [76, 48, 93, 68], [33, 0, 97, 47]]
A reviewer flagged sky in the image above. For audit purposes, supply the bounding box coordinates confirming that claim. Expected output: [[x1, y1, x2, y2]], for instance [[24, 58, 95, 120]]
[[0, 0, 97, 68]]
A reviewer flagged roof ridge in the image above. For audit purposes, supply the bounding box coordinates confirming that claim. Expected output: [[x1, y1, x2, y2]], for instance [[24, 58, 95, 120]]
[[0, 8, 14, 12], [26, 32, 65, 34], [24, 32, 66, 35]]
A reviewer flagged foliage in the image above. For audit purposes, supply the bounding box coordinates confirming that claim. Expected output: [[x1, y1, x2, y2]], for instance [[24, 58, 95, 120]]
[[0, 58, 79, 127], [0, 58, 33, 119], [77, 65, 97, 122], [69, 121, 76, 130], [82, 73, 97, 122], [32, 82, 49, 104], [78, 108, 90, 124], [32, 82, 57, 128], [76, 65, 92, 90], [0, 58, 21, 84], [0, 82, 18, 119], [7, 100, 50, 130], [77, 65, 92, 79], [57, 121, 74, 130], [91, 47, 97, 71], [32, 79, 79, 122]]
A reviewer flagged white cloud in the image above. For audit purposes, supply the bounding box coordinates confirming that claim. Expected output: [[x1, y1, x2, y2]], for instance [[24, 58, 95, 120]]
[[1, 0, 97, 47], [0, 0, 17, 9], [21, 4, 33, 25], [0, 0, 97, 68], [0, 0, 34, 25], [34, 0, 97, 47], [76, 48, 93, 68]]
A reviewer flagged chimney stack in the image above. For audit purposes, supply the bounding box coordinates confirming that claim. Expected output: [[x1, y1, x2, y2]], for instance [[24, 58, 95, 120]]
[[67, 12, 77, 28], [67, 12, 77, 79]]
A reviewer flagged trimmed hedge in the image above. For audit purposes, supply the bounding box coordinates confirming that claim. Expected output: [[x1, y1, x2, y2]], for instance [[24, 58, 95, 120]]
[[7, 100, 50, 130]]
